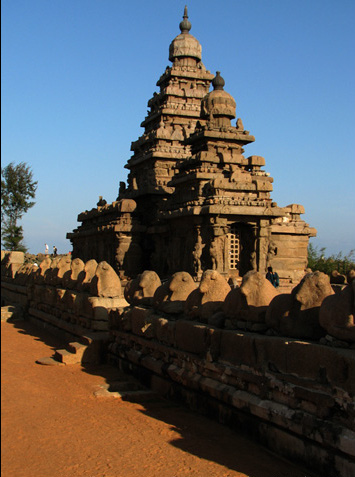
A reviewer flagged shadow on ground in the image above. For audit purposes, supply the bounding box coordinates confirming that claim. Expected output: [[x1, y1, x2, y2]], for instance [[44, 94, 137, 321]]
[[8, 318, 315, 477]]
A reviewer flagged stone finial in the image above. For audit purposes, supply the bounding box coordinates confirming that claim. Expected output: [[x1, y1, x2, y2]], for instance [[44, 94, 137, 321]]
[[179, 5, 191, 33], [169, 5, 201, 62], [212, 71, 225, 91]]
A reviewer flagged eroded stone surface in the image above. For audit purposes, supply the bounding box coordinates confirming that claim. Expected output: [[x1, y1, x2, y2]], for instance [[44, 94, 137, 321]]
[[153, 271, 196, 314], [90, 261, 122, 298], [185, 269, 230, 321], [124, 270, 161, 306], [319, 280, 355, 342], [224, 270, 279, 325], [266, 271, 334, 339]]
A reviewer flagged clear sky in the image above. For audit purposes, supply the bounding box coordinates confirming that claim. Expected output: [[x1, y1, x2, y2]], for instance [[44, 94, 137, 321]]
[[2, 0, 355, 256]]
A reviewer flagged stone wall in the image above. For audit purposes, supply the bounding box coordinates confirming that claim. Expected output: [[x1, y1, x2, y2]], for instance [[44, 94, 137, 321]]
[[1, 252, 127, 340], [108, 321, 354, 477], [2, 252, 354, 477]]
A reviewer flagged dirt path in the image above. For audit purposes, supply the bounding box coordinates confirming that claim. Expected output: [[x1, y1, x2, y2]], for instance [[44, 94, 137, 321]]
[[1, 319, 315, 477]]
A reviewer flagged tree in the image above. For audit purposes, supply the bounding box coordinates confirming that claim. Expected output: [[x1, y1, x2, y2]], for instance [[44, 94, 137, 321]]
[[307, 243, 355, 276], [1, 162, 38, 251]]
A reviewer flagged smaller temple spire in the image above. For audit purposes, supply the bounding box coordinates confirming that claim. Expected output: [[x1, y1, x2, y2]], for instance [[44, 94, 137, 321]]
[[212, 71, 225, 91], [179, 5, 191, 33]]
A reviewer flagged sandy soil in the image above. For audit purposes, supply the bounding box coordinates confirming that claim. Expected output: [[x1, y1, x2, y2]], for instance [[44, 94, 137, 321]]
[[1, 319, 316, 477]]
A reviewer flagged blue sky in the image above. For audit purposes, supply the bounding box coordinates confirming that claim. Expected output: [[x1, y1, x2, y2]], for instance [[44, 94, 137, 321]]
[[2, 0, 355, 256]]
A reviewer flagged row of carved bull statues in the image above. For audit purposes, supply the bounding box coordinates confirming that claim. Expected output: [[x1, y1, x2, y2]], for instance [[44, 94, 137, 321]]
[[1, 253, 126, 332], [1, 252, 354, 345], [123, 268, 355, 345]]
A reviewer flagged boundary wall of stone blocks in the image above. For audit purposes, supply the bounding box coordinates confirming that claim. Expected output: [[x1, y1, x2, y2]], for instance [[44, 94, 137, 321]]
[[1, 251, 127, 360], [1, 251, 354, 477]]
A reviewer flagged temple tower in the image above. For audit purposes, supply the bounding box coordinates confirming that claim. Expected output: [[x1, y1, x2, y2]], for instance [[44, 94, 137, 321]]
[[159, 72, 316, 284], [122, 7, 214, 226], [67, 8, 316, 287]]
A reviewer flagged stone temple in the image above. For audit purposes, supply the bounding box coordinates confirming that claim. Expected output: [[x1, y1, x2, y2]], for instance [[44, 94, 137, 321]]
[[67, 7, 316, 289]]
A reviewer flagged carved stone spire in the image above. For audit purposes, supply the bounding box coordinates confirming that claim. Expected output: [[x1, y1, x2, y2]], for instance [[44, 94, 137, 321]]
[[179, 5, 191, 33], [212, 71, 225, 91], [169, 5, 202, 62]]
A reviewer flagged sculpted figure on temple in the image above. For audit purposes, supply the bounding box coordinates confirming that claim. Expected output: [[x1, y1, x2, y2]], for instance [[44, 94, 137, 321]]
[[319, 277, 355, 342], [97, 196, 107, 207], [156, 120, 172, 139], [115, 237, 130, 270], [124, 270, 161, 306], [171, 124, 184, 141], [266, 271, 334, 339], [182, 122, 193, 139], [118, 181, 126, 198], [90, 261, 122, 298], [209, 236, 224, 272], [267, 242, 278, 267], [192, 230, 204, 274], [153, 271, 197, 314], [236, 118, 244, 130], [185, 269, 230, 321]]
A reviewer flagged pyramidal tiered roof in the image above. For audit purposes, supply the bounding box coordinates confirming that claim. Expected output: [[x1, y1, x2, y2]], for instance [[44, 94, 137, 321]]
[[124, 7, 214, 202], [164, 69, 275, 216]]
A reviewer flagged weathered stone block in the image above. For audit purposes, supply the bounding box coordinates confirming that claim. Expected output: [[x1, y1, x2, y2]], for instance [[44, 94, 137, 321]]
[[219, 331, 257, 367], [286, 341, 355, 395], [155, 317, 176, 347], [254, 335, 288, 373], [319, 282, 355, 343], [175, 320, 220, 356], [130, 306, 156, 338]]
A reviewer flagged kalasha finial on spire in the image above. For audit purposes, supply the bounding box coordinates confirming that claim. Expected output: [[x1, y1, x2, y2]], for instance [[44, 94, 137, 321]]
[[212, 71, 225, 90], [179, 5, 191, 33]]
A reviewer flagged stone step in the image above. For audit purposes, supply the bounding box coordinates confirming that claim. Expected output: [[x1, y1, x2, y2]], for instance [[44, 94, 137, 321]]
[[1, 311, 13, 321], [67, 341, 87, 358], [93, 382, 159, 403], [79, 332, 109, 346], [54, 349, 82, 365], [36, 356, 66, 366], [1, 305, 21, 322], [119, 389, 159, 402]]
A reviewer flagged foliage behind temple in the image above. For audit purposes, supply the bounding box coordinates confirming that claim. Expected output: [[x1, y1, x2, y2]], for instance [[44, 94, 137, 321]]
[[308, 243, 355, 276]]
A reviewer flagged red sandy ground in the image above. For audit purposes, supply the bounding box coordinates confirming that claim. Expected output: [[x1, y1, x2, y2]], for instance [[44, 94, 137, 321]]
[[1, 319, 316, 477]]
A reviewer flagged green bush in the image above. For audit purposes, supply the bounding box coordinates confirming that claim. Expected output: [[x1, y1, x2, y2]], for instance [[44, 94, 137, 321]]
[[307, 243, 355, 276]]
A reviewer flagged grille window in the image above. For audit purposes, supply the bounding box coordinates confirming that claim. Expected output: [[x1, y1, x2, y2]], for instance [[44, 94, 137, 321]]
[[227, 225, 240, 269]]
